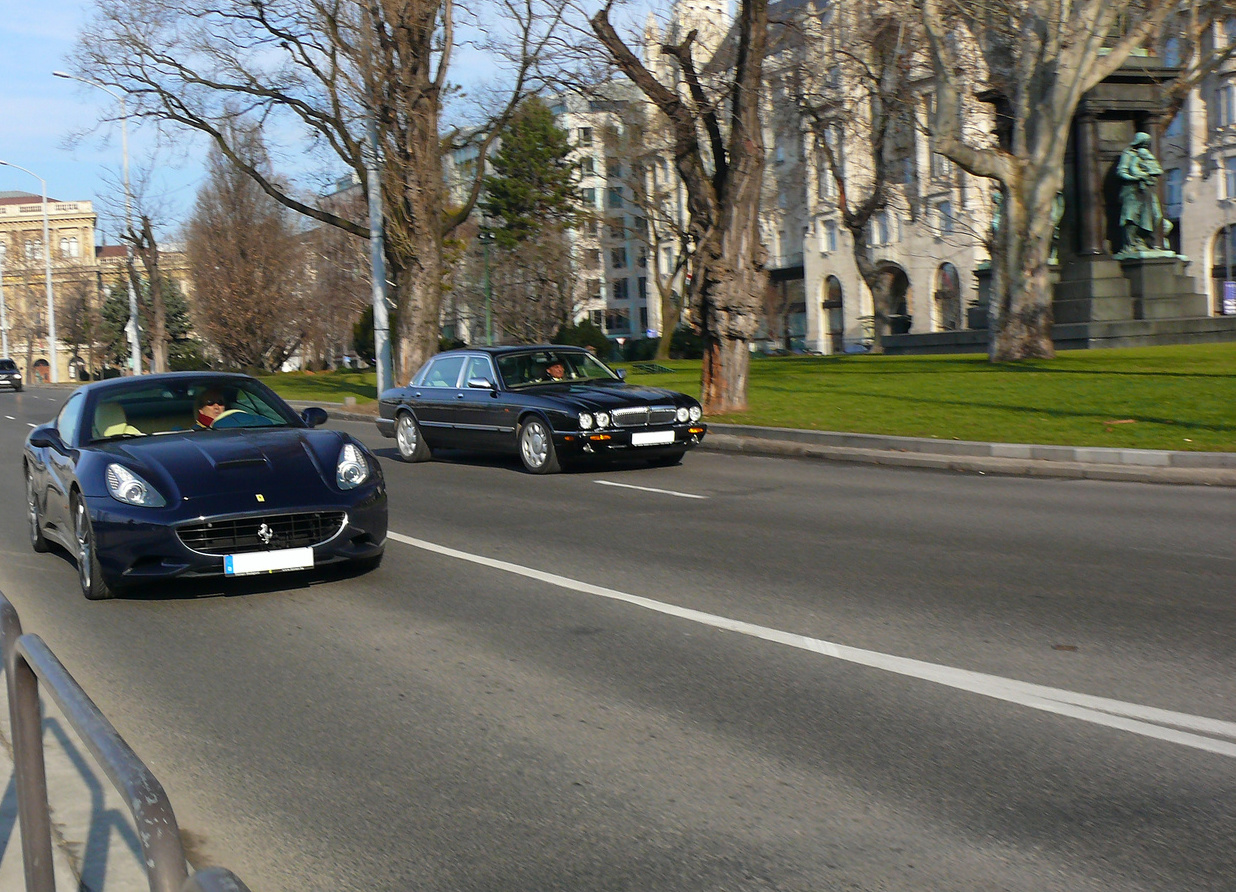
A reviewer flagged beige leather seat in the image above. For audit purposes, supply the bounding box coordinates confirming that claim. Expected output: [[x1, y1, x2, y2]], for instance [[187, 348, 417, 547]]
[[93, 402, 143, 439]]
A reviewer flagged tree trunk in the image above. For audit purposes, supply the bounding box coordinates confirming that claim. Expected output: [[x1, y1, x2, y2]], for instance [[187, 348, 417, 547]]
[[654, 289, 681, 361], [701, 332, 751, 414], [990, 182, 1056, 361]]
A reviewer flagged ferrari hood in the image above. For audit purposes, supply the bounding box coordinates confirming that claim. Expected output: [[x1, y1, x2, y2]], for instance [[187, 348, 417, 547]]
[[107, 428, 343, 500]]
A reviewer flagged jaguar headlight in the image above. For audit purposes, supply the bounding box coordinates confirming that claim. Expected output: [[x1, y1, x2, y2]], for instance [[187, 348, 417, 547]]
[[676, 407, 690, 423], [105, 464, 167, 508], [579, 412, 594, 430], [336, 443, 370, 490], [689, 406, 702, 422], [595, 411, 611, 429]]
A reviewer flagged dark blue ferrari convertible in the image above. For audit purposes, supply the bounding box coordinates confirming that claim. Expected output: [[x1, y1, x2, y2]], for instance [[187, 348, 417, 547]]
[[24, 372, 387, 600]]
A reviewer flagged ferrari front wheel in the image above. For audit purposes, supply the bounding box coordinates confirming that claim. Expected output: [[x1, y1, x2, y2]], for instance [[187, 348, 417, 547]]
[[26, 470, 48, 553], [73, 495, 116, 601]]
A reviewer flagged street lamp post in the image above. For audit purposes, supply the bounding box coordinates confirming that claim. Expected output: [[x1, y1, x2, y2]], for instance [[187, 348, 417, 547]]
[[54, 71, 142, 375], [479, 230, 495, 346], [0, 243, 8, 357], [0, 160, 58, 382]]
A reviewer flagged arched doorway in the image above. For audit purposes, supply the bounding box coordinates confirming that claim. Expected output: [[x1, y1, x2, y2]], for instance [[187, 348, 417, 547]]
[[877, 263, 912, 334], [824, 276, 844, 353], [32, 359, 50, 384], [934, 263, 961, 331], [1212, 225, 1236, 316]]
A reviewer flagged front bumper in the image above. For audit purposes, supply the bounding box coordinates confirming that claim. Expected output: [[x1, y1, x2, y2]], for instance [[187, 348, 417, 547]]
[[555, 423, 707, 459], [85, 481, 387, 588], [0, 375, 22, 390]]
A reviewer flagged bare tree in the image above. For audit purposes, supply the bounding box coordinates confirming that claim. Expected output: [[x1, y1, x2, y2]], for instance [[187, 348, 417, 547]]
[[920, 0, 1177, 361], [185, 129, 312, 370], [70, 0, 564, 379], [786, 0, 921, 353], [592, 0, 770, 414]]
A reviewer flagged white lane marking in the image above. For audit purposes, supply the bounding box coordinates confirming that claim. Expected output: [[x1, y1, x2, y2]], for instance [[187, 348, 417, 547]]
[[388, 531, 1236, 758], [4, 416, 13, 420], [26, 423, 36, 428], [594, 480, 707, 500]]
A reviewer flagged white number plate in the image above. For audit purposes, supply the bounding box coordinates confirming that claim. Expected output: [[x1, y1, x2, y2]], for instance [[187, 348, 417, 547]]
[[631, 430, 676, 446], [224, 547, 314, 576]]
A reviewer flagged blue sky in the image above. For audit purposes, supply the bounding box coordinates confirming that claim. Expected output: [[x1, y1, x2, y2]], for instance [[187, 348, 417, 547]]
[[0, 2, 206, 244]]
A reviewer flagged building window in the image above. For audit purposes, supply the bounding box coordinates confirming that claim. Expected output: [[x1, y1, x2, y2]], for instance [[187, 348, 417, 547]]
[[637, 247, 647, 268], [607, 218, 626, 240], [936, 201, 955, 234], [612, 278, 629, 301], [1225, 157, 1236, 200], [605, 307, 631, 332], [930, 152, 953, 179], [585, 249, 601, 267], [1218, 84, 1236, 128], [610, 246, 627, 268], [607, 186, 624, 208], [580, 156, 595, 176], [606, 158, 623, 178], [871, 212, 891, 246], [823, 220, 838, 252], [1165, 168, 1184, 217], [638, 276, 647, 300], [591, 309, 604, 327], [578, 127, 593, 147], [587, 278, 602, 300], [582, 187, 597, 207], [639, 306, 648, 330]]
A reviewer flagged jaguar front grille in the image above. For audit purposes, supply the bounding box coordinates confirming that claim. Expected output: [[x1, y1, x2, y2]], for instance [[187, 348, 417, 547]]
[[610, 405, 677, 427], [177, 511, 346, 555]]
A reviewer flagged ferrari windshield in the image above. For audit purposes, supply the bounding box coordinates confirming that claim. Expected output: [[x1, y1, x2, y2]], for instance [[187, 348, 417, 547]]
[[88, 377, 297, 441], [497, 350, 621, 389]]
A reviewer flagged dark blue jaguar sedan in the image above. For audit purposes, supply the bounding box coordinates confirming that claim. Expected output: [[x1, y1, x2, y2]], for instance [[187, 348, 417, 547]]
[[24, 372, 387, 600], [376, 345, 707, 473]]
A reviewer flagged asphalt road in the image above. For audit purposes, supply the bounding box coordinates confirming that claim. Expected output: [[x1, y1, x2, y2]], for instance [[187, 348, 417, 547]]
[[1, 386, 1234, 891]]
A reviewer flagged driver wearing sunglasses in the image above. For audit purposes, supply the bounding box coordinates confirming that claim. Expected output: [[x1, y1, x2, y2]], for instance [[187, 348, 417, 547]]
[[194, 389, 229, 428]]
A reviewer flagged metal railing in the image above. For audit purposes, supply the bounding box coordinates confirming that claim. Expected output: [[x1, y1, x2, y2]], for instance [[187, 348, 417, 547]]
[[0, 590, 253, 892]]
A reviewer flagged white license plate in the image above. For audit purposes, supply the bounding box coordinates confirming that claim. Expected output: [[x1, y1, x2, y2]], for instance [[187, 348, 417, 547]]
[[631, 430, 676, 446], [224, 547, 314, 576]]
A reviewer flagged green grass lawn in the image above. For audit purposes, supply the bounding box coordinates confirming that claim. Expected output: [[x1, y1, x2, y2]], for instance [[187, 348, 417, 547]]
[[266, 342, 1236, 452]]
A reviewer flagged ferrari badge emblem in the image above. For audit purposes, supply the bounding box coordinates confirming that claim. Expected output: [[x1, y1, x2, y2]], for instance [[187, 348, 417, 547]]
[[257, 523, 274, 545]]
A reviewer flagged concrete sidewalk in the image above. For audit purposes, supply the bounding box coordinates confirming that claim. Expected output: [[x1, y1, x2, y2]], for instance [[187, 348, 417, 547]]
[[0, 680, 152, 891]]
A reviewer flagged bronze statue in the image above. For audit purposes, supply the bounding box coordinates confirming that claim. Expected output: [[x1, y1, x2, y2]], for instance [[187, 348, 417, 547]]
[[1116, 132, 1171, 254]]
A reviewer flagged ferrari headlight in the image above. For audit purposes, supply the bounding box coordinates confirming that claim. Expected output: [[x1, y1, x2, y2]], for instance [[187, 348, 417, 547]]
[[595, 411, 611, 429], [579, 412, 594, 430], [105, 464, 167, 508], [689, 406, 702, 422], [676, 407, 690, 423], [336, 443, 370, 490]]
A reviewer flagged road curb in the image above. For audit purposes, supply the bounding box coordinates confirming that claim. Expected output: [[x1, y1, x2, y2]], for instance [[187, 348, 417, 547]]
[[301, 403, 1236, 486]]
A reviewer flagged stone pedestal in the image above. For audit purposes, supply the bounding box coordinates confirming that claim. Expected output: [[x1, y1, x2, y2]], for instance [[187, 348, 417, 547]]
[[1053, 259, 1133, 323], [1117, 254, 1209, 319]]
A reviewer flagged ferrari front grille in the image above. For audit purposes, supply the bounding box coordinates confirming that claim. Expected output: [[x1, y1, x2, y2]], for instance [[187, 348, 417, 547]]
[[176, 511, 346, 555]]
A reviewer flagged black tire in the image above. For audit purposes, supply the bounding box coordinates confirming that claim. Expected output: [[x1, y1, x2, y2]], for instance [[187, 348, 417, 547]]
[[649, 448, 686, 467], [73, 495, 116, 601], [395, 412, 432, 462], [518, 417, 561, 474], [26, 470, 48, 553]]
